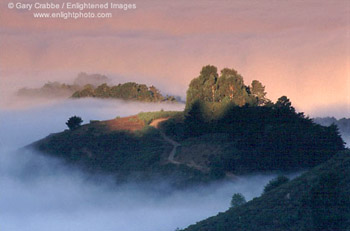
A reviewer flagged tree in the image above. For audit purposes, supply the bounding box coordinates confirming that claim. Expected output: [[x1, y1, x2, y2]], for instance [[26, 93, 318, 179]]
[[186, 65, 218, 107], [216, 68, 248, 106], [263, 175, 289, 194], [149, 85, 164, 101], [230, 193, 246, 208], [251, 80, 267, 106], [275, 96, 295, 112], [66, 116, 83, 130]]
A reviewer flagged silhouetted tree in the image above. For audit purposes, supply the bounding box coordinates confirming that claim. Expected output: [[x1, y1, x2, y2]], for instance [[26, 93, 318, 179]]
[[275, 96, 295, 112], [251, 80, 267, 106], [66, 116, 83, 130], [230, 193, 246, 208]]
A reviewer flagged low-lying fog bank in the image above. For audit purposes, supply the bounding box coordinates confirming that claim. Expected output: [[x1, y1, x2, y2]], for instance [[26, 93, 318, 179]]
[[0, 98, 185, 148], [1, 147, 281, 231], [0, 98, 332, 230]]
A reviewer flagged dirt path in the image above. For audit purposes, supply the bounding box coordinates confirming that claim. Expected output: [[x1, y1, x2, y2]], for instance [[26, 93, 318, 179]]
[[159, 131, 181, 164], [150, 118, 181, 164], [150, 118, 208, 172]]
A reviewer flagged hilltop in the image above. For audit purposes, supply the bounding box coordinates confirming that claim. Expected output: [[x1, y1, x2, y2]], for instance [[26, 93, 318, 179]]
[[29, 65, 345, 187], [30, 106, 344, 187], [30, 111, 207, 188]]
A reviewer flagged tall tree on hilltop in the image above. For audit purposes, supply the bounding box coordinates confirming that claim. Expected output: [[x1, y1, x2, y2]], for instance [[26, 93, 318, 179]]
[[216, 68, 248, 106], [275, 96, 295, 112], [201, 65, 218, 102], [186, 65, 218, 107], [251, 80, 267, 106]]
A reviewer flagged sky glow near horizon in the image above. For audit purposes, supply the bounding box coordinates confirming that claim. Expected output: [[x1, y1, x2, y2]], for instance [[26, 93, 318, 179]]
[[0, 0, 349, 117]]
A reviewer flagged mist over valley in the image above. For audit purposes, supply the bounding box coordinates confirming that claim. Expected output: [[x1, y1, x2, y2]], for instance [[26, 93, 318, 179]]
[[1, 99, 288, 231]]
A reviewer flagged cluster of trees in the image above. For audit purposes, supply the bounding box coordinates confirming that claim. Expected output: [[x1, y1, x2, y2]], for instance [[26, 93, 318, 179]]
[[162, 65, 345, 174], [186, 65, 269, 113], [181, 98, 344, 172], [71, 82, 177, 102], [16, 72, 178, 103]]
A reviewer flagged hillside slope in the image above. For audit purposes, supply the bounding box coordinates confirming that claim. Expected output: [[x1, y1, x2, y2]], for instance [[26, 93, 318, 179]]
[[30, 106, 345, 188], [30, 115, 208, 187], [314, 117, 350, 147], [183, 151, 350, 231]]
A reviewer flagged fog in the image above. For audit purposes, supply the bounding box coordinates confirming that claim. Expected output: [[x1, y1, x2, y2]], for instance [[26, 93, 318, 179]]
[[1, 99, 292, 231], [309, 103, 350, 120], [0, 98, 185, 148]]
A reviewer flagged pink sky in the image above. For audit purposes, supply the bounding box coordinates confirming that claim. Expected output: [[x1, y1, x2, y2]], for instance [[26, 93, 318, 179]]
[[1, 0, 349, 116]]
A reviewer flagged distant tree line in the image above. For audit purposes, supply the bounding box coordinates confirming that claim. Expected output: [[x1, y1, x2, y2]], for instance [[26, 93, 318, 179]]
[[71, 82, 177, 102], [17, 72, 178, 103], [17, 81, 81, 98]]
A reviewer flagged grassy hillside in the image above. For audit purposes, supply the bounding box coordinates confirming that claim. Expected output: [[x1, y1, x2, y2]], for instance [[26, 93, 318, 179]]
[[183, 151, 350, 231], [31, 115, 208, 188], [31, 105, 345, 187]]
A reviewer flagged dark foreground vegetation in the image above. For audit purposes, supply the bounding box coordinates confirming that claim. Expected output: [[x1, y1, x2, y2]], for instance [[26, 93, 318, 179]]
[[313, 116, 350, 146], [30, 65, 345, 187], [182, 151, 350, 231]]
